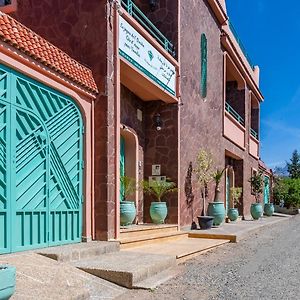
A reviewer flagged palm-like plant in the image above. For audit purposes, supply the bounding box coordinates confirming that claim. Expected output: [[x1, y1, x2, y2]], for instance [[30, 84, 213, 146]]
[[120, 175, 137, 201], [213, 167, 227, 202], [142, 179, 177, 202]]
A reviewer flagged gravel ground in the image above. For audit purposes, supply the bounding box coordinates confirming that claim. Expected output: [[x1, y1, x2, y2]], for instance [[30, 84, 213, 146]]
[[118, 215, 300, 300]]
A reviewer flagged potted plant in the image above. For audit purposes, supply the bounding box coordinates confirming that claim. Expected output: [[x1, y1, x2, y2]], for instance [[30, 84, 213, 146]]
[[264, 176, 274, 216], [228, 187, 242, 221], [120, 176, 137, 226], [0, 264, 16, 299], [208, 168, 226, 226], [249, 171, 264, 220], [143, 179, 177, 224], [194, 149, 215, 229]]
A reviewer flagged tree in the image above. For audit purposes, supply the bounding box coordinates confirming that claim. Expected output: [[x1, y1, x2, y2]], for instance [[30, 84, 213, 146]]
[[249, 171, 264, 203], [287, 150, 300, 179]]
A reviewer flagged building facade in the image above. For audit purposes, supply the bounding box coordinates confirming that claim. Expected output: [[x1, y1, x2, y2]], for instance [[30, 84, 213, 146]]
[[1, 0, 267, 251]]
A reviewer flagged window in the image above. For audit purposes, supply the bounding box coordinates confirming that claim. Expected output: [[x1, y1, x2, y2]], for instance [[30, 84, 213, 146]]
[[0, 0, 11, 6], [201, 33, 207, 98]]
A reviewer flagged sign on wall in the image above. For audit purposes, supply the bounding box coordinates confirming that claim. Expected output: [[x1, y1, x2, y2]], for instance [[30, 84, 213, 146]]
[[119, 16, 176, 96]]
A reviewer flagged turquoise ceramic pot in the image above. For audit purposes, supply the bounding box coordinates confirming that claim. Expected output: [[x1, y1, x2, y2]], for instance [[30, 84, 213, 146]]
[[208, 202, 225, 226], [0, 265, 16, 300], [150, 202, 168, 224], [264, 203, 274, 217], [120, 201, 136, 226], [228, 208, 239, 222], [251, 203, 263, 220]]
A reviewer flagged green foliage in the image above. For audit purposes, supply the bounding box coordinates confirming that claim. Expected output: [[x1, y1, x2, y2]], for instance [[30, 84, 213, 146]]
[[213, 167, 226, 202], [287, 150, 300, 179], [120, 176, 137, 201], [273, 178, 300, 208], [142, 179, 177, 202], [230, 187, 242, 208], [249, 171, 264, 203], [194, 149, 214, 187]]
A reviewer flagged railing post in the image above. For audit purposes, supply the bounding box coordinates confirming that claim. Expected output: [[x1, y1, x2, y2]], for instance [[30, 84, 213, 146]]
[[128, 0, 133, 15]]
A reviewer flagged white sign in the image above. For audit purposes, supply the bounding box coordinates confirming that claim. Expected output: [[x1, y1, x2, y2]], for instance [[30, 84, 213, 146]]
[[152, 164, 161, 176], [119, 16, 176, 95]]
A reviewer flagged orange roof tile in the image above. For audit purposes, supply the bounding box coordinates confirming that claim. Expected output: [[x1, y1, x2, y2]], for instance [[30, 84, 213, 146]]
[[0, 12, 98, 94]]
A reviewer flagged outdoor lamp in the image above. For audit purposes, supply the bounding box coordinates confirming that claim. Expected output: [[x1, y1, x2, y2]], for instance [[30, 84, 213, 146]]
[[149, 0, 158, 11], [154, 113, 162, 131]]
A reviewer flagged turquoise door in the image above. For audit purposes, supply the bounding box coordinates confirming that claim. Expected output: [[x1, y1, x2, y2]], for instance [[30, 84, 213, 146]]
[[0, 64, 83, 254], [264, 176, 270, 204], [226, 172, 230, 213], [120, 136, 125, 201]]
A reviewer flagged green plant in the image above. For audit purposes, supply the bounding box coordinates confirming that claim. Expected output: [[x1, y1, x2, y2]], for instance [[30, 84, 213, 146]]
[[287, 150, 300, 179], [230, 187, 242, 208], [249, 171, 264, 203], [273, 178, 300, 208], [213, 167, 227, 202], [194, 149, 214, 215], [120, 176, 137, 201], [142, 179, 177, 202]]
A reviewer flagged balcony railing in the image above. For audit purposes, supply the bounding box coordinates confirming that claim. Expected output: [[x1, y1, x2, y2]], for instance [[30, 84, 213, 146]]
[[229, 21, 254, 69], [121, 0, 175, 57], [225, 102, 245, 126], [250, 128, 258, 140]]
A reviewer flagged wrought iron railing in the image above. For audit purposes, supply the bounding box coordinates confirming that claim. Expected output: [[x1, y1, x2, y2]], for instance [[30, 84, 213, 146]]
[[250, 128, 258, 139], [225, 102, 245, 126], [229, 21, 254, 69], [121, 0, 175, 57]]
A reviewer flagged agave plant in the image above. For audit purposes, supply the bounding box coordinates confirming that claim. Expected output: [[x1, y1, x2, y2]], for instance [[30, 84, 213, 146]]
[[120, 175, 137, 201], [142, 179, 177, 202]]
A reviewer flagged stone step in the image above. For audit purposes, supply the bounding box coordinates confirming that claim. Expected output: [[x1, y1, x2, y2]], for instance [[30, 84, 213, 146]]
[[120, 224, 179, 239], [120, 231, 188, 249], [37, 241, 120, 262], [123, 236, 229, 263], [74, 251, 177, 289]]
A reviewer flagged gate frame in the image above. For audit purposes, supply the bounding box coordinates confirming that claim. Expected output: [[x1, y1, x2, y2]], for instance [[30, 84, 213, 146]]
[[0, 41, 96, 252]]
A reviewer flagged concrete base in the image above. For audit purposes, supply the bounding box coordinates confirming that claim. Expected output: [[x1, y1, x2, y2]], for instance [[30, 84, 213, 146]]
[[37, 241, 120, 262], [187, 215, 292, 242], [75, 251, 177, 289]]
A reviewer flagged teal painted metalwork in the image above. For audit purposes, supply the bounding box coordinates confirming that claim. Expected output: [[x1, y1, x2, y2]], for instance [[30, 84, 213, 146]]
[[121, 0, 175, 56], [264, 176, 270, 204], [225, 102, 245, 126], [201, 33, 207, 98], [0, 63, 83, 254], [250, 128, 258, 139], [228, 21, 254, 69]]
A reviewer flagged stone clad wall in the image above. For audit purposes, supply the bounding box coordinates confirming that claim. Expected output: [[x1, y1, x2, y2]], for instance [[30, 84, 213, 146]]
[[179, 0, 225, 226], [13, 0, 117, 240]]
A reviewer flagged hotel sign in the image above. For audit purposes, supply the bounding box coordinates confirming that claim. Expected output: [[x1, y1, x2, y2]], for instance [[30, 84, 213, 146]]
[[119, 16, 176, 96]]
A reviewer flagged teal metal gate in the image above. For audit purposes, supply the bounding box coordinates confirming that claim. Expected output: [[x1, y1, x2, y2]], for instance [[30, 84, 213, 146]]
[[0, 64, 83, 254]]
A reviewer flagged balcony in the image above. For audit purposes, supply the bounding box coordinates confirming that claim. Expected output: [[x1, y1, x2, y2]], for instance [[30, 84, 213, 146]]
[[119, 0, 179, 103], [249, 129, 259, 158], [121, 0, 175, 57], [224, 102, 245, 149]]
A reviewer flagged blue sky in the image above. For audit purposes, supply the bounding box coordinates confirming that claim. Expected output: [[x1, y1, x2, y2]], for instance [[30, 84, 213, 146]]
[[226, 1, 300, 168]]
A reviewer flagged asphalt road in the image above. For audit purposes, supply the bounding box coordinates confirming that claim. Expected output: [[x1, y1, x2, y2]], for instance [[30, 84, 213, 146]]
[[119, 215, 300, 300]]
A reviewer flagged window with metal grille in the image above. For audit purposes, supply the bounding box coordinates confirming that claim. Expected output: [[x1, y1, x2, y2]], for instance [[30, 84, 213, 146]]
[[201, 33, 207, 98]]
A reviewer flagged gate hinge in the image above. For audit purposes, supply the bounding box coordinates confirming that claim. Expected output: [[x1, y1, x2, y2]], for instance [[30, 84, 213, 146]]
[[81, 195, 84, 203], [81, 160, 85, 169], [82, 125, 85, 135]]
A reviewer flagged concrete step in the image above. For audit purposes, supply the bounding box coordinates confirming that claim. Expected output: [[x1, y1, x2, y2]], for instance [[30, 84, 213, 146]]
[[37, 241, 120, 262], [123, 236, 229, 263], [120, 224, 179, 239], [74, 251, 177, 289], [120, 231, 188, 249]]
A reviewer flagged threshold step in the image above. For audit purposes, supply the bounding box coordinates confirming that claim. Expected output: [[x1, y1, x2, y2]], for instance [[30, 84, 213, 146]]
[[37, 241, 120, 262]]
